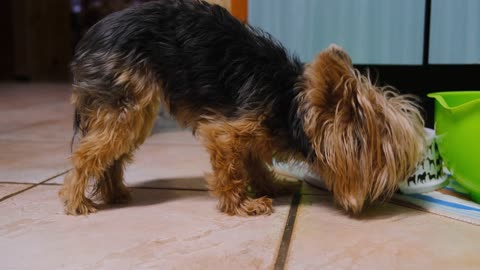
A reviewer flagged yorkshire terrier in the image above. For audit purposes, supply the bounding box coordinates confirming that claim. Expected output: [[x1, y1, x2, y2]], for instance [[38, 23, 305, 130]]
[[60, 0, 426, 216]]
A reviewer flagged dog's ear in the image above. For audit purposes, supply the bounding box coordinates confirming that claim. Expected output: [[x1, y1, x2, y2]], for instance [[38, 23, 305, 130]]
[[323, 44, 353, 68], [301, 44, 355, 110], [312, 44, 353, 84]]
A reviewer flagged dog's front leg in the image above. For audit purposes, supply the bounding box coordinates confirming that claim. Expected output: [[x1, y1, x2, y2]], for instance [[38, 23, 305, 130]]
[[198, 121, 273, 216]]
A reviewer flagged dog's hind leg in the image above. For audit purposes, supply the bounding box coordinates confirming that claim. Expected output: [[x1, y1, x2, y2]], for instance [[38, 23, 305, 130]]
[[61, 102, 159, 214], [61, 71, 161, 215], [94, 153, 133, 204], [60, 111, 134, 215]]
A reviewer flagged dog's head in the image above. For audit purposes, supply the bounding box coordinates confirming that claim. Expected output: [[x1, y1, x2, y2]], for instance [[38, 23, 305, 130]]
[[298, 45, 425, 214]]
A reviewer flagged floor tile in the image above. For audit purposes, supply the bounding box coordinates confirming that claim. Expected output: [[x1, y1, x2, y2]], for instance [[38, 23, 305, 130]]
[[0, 112, 73, 142], [0, 185, 292, 270], [0, 141, 70, 183], [0, 83, 72, 134], [124, 144, 210, 189], [0, 183, 32, 200], [285, 194, 480, 270], [0, 83, 71, 111]]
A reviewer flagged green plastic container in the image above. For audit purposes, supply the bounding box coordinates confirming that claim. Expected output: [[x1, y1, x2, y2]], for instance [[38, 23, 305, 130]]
[[427, 91, 480, 203]]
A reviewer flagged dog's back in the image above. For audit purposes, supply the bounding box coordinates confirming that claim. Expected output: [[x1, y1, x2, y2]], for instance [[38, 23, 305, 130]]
[[72, 0, 303, 128]]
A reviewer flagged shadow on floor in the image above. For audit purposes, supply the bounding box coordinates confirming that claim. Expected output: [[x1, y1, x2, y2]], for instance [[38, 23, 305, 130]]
[[301, 191, 425, 221], [99, 177, 298, 213]]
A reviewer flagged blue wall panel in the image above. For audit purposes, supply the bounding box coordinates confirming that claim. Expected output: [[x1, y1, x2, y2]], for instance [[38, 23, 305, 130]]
[[249, 0, 425, 64], [429, 0, 480, 64]]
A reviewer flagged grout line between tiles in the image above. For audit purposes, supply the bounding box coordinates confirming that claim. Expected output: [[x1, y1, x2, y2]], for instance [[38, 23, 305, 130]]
[[0, 170, 70, 203], [0, 181, 42, 185], [0, 180, 209, 192], [131, 186, 208, 192], [274, 192, 301, 270], [0, 181, 64, 186], [0, 137, 201, 147]]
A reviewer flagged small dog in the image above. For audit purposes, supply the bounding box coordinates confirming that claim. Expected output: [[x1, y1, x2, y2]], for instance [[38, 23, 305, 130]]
[[61, 0, 425, 216]]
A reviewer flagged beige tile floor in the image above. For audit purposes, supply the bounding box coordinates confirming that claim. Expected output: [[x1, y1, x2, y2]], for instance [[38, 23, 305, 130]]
[[1, 83, 479, 270]]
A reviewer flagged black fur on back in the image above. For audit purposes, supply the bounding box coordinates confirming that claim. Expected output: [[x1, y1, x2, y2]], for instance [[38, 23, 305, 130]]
[[71, 0, 313, 159]]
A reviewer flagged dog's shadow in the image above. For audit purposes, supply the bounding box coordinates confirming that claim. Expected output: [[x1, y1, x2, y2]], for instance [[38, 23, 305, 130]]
[[98, 177, 207, 212], [99, 177, 297, 212], [99, 177, 423, 220], [355, 201, 423, 221], [299, 185, 424, 221]]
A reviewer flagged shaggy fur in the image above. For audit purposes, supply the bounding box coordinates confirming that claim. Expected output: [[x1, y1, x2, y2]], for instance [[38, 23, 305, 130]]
[[61, 0, 426, 216]]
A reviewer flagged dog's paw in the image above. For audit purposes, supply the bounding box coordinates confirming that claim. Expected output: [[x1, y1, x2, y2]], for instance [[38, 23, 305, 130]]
[[238, 196, 273, 216], [64, 198, 98, 215]]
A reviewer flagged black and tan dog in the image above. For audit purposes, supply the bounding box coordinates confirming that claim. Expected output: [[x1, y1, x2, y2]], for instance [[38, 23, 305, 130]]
[[61, 0, 425, 216]]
